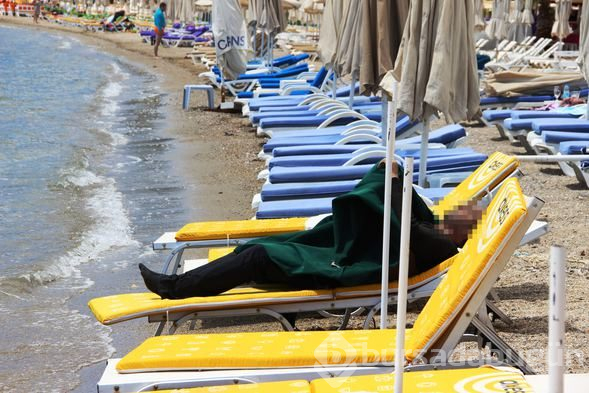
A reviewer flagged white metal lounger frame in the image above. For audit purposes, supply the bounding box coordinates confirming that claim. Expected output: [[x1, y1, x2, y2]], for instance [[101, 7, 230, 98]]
[[97, 196, 542, 393]]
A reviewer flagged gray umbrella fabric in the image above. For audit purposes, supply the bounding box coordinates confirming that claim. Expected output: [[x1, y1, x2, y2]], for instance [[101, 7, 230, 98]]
[[521, 0, 534, 39], [386, 0, 480, 123], [508, 0, 526, 42], [552, 0, 573, 40], [474, 0, 485, 32], [333, 0, 363, 79], [259, 0, 286, 34], [212, 0, 250, 80], [359, 0, 409, 95], [318, 0, 347, 68]]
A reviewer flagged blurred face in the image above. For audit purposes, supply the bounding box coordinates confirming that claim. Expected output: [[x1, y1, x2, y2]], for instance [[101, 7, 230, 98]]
[[436, 202, 484, 247]]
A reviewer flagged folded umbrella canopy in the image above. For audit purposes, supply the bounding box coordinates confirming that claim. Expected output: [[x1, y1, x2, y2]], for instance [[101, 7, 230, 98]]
[[378, 1, 480, 390], [552, 0, 573, 40], [486, 0, 510, 41], [521, 0, 534, 39], [386, 0, 480, 123], [507, 0, 526, 42], [317, 0, 347, 69], [359, 0, 409, 95], [333, 0, 363, 80], [212, 0, 251, 80], [474, 0, 485, 32]]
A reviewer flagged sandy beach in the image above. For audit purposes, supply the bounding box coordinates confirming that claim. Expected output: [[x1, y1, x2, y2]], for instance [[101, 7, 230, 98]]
[[2, 13, 588, 391]]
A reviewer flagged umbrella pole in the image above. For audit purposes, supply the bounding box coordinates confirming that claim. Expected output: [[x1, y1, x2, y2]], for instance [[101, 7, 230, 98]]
[[379, 82, 398, 330], [548, 245, 566, 393], [332, 70, 337, 98], [348, 72, 356, 109], [418, 119, 430, 187], [394, 156, 414, 393]]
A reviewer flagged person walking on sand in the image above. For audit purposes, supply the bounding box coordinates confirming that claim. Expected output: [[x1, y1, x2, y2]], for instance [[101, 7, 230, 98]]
[[153, 2, 166, 57], [33, 0, 42, 23]]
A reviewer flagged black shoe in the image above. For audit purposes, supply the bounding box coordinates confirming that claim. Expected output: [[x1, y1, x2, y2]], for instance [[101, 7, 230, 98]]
[[139, 263, 174, 299]]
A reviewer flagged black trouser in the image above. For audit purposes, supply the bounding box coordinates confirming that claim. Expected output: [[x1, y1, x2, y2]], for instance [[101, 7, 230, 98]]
[[161, 245, 295, 299]]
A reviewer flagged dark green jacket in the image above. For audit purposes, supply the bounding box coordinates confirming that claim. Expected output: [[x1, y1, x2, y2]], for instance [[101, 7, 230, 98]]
[[236, 164, 445, 288]]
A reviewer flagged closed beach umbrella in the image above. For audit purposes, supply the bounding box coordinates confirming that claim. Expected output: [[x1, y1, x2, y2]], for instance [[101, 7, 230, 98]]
[[388, 0, 480, 123], [380, 2, 480, 388], [259, 0, 286, 34], [178, 0, 195, 24], [474, 0, 486, 32], [333, 0, 363, 79], [486, 0, 509, 40], [579, 0, 589, 82], [359, 0, 409, 95], [317, 0, 347, 68], [552, 0, 573, 40], [508, 0, 526, 42], [212, 0, 251, 80], [521, 0, 535, 38], [382, 0, 479, 187]]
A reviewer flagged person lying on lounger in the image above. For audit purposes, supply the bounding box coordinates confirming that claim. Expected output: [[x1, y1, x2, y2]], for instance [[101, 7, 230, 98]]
[[140, 161, 484, 299]]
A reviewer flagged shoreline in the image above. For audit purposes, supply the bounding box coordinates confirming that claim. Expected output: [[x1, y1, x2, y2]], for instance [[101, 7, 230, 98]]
[[1, 16, 266, 391]]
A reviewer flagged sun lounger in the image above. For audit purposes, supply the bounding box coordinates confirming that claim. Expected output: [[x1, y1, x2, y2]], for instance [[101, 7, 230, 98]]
[[257, 111, 383, 135], [481, 109, 581, 141], [153, 153, 528, 251], [93, 179, 541, 391], [262, 124, 466, 158], [264, 154, 487, 184]]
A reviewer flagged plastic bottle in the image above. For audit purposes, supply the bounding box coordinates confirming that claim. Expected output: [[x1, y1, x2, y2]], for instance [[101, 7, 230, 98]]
[[563, 84, 570, 99]]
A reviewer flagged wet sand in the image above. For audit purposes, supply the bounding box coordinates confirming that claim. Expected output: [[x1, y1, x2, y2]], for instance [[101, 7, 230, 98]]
[[2, 15, 588, 386]]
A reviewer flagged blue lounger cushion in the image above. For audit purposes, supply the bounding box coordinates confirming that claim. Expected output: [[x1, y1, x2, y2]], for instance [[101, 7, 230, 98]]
[[504, 118, 534, 131], [268, 147, 476, 169], [480, 95, 552, 105], [261, 180, 360, 201], [542, 131, 589, 144], [259, 112, 382, 129], [559, 141, 589, 154], [269, 115, 412, 139], [256, 197, 334, 218], [268, 154, 487, 183], [264, 124, 466, 154], [531, 119, 589, 134], [483, 109, 578, 122], [257, 185, 459, 219], [251, 103, 381, 125]]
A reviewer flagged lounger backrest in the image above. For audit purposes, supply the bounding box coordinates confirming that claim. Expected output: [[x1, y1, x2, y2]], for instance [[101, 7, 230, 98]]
[[407, 178, 527, 361], [432, 152, 519, 218], [310, 67, 328, 88]]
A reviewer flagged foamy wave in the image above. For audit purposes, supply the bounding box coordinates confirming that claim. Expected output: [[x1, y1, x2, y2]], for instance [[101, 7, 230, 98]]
[[19, 177, 138, 287], [57, 40, 72, 50]]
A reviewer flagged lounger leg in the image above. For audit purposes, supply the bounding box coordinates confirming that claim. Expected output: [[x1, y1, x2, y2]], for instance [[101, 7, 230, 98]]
[[471, 315, 536, 375], [486, 299, 513, 325]]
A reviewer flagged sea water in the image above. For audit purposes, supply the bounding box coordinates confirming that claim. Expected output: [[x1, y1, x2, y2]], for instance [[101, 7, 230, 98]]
[[0, 26, 190, 391]]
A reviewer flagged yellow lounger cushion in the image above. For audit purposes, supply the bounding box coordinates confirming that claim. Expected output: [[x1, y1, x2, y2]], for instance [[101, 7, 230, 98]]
[[175, 218, 308, 241], [208, 247, 236, 261], [140, 367, 532, 393], [88, 258, 454, 325], [89, 287, 333, 325], [310, 366, 534, 393], [143, 380, 310, 393], [432, 151, 518, 218], [117, 329, 408, 372]]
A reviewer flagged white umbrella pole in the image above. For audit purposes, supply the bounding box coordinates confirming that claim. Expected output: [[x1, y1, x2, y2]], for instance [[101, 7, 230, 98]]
[[349, 72, 356, 109], [394, 156, 414, 393], [548, 245, 566, 393], [418, 118, 430, 187], [379, 82, 398, 330]]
